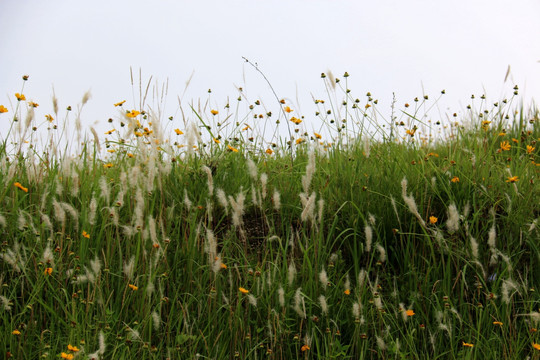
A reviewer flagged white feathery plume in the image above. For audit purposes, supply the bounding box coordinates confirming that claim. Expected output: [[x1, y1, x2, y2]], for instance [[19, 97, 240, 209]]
[[201, 165, 214, 195], [446, 203, 460, 233], [247, 158, 258, 180], [401, 177, 426, 228], [301, 150, 316, 194], [260, 173, 268, 199], [318, 295, 328, 315]]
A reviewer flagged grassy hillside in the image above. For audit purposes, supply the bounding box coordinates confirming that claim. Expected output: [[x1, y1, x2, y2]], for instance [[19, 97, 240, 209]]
[[0, 74, 539, 359]]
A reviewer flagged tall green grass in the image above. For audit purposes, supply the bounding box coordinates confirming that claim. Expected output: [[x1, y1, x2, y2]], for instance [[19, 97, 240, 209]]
[[0, 74, 539, 359]]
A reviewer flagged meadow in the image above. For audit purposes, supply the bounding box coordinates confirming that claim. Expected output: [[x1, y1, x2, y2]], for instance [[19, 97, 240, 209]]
[[0, 72, 539, 359]]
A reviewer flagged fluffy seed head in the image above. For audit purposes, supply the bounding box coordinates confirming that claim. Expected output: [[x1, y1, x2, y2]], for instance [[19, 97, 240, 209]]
[[319, 267, 328, 290]]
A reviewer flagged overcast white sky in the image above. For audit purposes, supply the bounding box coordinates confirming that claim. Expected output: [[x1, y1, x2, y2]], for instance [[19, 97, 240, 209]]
[[1, 0, 539, 141]]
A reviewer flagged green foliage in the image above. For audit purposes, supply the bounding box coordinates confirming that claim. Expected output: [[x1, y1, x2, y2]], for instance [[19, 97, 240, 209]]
[[0, 75, 539, 359]]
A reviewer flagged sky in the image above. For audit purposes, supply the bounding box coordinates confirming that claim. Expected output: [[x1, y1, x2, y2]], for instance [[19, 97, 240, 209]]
[[1, 0, 539, 144]]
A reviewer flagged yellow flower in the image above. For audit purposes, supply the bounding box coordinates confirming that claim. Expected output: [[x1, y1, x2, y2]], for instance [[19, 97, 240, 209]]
[[0, 105, 8, 113], [301, 345, 310, 351], [296, 138, 305, 145], [45, 114, 54, 122], [314, 132, 322, 139], [126, 110, 141, 118], [533, 343, 540, 351], [82, 230, 90, 239], [104, 129, 116, 135], [239, 287, 249, 294], [134, 131, 144, 137], [344, 289, 351, 295], [12, 329, 21, 335], [526, 145, 535, 154], [174, 129, 183, 135], [14, 182, 28, 193], [213, 138, 220, 144], [114, 100, 126, 107], [127, 153, 134, 158], [498, 131, 506, 136], [44, 267, 53, 275], [511, 138, 518, 144], [210, 109, 219, 115], [462, 342, 474, 348], [227, 144, 239, 153], [451, 176, 460, 183], [429, 216, 438, 224], [506, 176, 519, 183], [67, 344, 80, 352], [500, 141, 511, 151], [284, 106, 293, 113], [15, 93, 26, 101], [129, 284, 138, 291], [61, 352, 74, 359], [28, 101, 39, 108], [103, 163, 113, 169], [265, 148, 273, 155], [406, 309, 415, 316], [493, 321, 503, 326], [427, 152, 439, 157]]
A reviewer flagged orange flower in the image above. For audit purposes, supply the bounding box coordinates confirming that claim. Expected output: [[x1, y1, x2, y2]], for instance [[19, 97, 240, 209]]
[[174, 129, 183, 135], [265, 148, 273, 155], [0, 105, 8, 113], [493, 321, 503, 326], [15, 93, 26, 101], [284, 106, 293, 113], [406, 127, 417, 137], [213, 138, 220, 144], [104, 129, 116, 135], [129, 284, 138, 291], [61, 352, 74, 359], [28, 101, 39, 108], [290, 117, 302, 125], [82, 230, 90, 239], [114, 100, 126, 107], [239, 287, 249, 294], [295, 138, 305, 145], [103, 163, 113, 168], [429, 216, 438, 224], [301, 345, 310, 351], [45, 114, 54, 122], [44, 267, 53, 275], [14, 182, 28, 192], [500, 141, 511, 151], [67, 344, 80, 352], [406, 309, 415, 316], [210, 109, 219, 115], [126, 110, 140, 118], [533, 343, 540, 351], [220, 263, 227, 269], [314, 132, 322, 139], [227, 144, 238, 153], [506, 176, 519, 183], [451, 176, 460, 183], [344, 289, 351, 295], [462, 342, 474, 348], [526, 145, 535, 154], [12, 329, 21, 335]]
